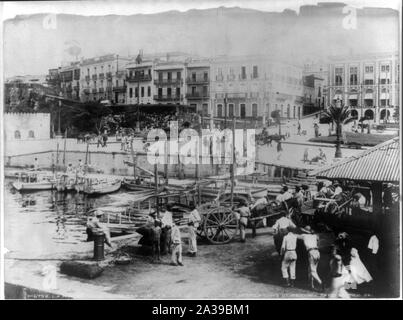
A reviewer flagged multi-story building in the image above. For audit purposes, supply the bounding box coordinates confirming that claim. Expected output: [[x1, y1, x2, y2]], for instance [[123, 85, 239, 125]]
[[302, 74, 326, 113], [210, 55, 305, 124], [79, 54, 129, 103], [58, 62, 81, 101], [185, 60, 211, 116], [126, 57, 155, 105], [327, 52, 400, 123]]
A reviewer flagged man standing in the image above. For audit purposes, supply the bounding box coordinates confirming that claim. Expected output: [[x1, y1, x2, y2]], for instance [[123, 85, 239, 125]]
[[171, 221, 183, 266], [281, 227, 298, 287], [272, 212, 296, 254], [161, 205, 173, 255], [300, 225, 323, 290], [34, 157, 39, 171], [297, 121, 301, 135], [314, 123, 319, 137], [187, 206, 201, 257], [235, 200, 251, 243]]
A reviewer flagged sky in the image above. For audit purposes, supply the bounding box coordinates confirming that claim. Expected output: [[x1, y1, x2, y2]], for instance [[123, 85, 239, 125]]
[[2, 0, 401, 20]]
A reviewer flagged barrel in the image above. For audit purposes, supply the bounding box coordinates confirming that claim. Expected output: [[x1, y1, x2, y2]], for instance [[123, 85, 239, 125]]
[[93, 231, 105, 261]]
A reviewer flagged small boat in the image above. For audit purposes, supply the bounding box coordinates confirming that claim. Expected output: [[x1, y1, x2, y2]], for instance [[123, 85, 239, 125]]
[[76, 176, 122, 195], [55, 173, 76, 192], [12, 171, 56, 191], [122, 176, 166, 191]]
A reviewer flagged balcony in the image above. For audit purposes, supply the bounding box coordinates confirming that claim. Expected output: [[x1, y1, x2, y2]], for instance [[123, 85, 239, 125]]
[[85, 75, 90, 82], [106, 72, 112, 79], [154, 78, 183, 86], [98, 88, 105, 93], [99, 73, 105, 80], [113, 86, 127, 93], [92, 88, 97, 94], [186, 92, 209, 99], [186, 77, 209, 85], [83, 88, 90, 94], [154, 94, 183, 102], [126, 74, 152, 82], [92, 75, 98, 81], [227, 93, 247, 99], [249, 92, 259, 98]]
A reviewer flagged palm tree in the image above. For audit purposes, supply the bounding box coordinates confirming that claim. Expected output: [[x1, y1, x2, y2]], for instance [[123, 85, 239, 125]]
[[320, 99, 355, 158]]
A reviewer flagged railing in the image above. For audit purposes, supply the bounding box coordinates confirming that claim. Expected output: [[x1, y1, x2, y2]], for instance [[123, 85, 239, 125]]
[[113, 86, 127, 92], [99, 73, 105, 80], [106, 72, 112, 79], [92, 75, 98, 80], [154, 94, 183, 101], [126, 74, 152, 82], [85, 76, 90, 82], [92, 88, 97, 94], [186, 92, 209, 99], [98, 88, 105, 93], [227, 93, 247, 99], [186, 77, 209, 84], [154, 78, 183, 86]]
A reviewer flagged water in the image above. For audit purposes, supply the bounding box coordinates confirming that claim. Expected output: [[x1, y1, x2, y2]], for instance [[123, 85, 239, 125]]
[[4, 179, 133, 258]]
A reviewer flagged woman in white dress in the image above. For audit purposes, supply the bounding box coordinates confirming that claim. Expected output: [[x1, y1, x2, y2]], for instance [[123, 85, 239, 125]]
[[348, 248, 373, 285]]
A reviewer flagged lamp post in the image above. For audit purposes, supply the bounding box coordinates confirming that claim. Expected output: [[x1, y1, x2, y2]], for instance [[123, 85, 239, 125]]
[[335, 98, 342, 158]]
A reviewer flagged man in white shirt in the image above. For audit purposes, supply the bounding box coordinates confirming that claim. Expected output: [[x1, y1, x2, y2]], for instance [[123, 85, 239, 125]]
[[281, 227, 298, 287], [272, 213, 296, 254], [235, 201, 251, 243], [187, 207, 201, 257], [171, 221, 183, 266], [367, 232, 380, 282], [299, 225, 323, 290], [276, 186, 293, 204], [332, 181, 343, 198], [160, 205, 173, 255]]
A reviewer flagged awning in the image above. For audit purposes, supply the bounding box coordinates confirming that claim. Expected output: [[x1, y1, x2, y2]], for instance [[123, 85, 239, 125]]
[[364, 93, 373, 99], [380, 93, 389, 99], [349, 94, 358, 100], [333, 94, 343, 100]]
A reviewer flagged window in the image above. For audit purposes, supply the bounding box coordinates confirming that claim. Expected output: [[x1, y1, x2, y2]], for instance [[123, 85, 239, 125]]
[[14, 130, 21, 139], [380, 79, 390, 84], [240, 104, 246, 118], [241, 66, 246, 79], [365, 66, 374, 73], [176, 87, 180, 97], [192, 87, 196, 95], [167, 88, 172, 96], [141, 86, 144, 97], [147, 86, 151, 97], [252, 104, 258, 117], [335, 75, 343, 86], [364, 79, 374, 85], [381, 65, 390, 72], [217, 104, 223, 117], [158, 88, 163, 96], [204, 72, 208, 81], [202, 104, 208, 116], [228, 104, 234, 117], [177, 72, 181, 80], [148, 69, 151, 76], [192, 73, 196, 81], [135, 87, 138, 98], [159, 72, 163, 81], [203, 86, 208, 96], [350, 67, 358, 85], [129, 88, 133, 98], [252, 66, 258, 79]]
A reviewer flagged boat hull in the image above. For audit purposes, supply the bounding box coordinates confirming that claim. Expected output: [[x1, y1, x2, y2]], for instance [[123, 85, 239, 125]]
[[12, 181, 55, 191], [83, 181, 122, 195]]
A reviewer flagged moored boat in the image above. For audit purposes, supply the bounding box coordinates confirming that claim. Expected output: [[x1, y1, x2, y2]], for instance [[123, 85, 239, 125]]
[[12, 172, 56, 191], [76, 176, 122, 195]]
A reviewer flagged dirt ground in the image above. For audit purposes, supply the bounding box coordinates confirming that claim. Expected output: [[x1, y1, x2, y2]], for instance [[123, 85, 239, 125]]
[[73, 226, 390, 299]]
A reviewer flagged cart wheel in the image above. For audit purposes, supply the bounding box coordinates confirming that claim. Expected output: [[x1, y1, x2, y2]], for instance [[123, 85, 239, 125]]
[[203, 207, 238, 244]]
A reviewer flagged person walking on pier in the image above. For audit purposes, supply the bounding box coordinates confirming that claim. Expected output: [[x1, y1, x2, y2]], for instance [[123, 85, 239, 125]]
[[170, 221, 183, 266], [281, 227, 298, 287], [300, 225, 323, 290]]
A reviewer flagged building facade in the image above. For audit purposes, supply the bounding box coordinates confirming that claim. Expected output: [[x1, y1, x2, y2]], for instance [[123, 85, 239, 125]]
[[185, 60, 211, 115], [79, 54, 129, 103], [4, 113, 50, 140], [210, 55, 305, 123], [327, 52, 400, 123], [59, 62, 81, 101], [126, 59, 155, 105]]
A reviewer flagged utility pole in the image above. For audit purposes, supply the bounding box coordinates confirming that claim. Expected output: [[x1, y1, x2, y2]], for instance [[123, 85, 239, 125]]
[[58, 92, 62, 136], [230, 114, 236, 207], [224, 94, 228, 129]]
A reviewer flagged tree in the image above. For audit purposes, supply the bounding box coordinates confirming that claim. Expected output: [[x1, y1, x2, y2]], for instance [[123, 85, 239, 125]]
[[321, 101, 354, 158]]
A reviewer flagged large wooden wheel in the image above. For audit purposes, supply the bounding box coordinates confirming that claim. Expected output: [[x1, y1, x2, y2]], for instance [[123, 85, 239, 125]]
[[203, 207, 238, 244]]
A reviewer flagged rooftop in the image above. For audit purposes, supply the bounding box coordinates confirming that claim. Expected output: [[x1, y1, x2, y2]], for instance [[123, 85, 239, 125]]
[[310, 137, 400, 182]]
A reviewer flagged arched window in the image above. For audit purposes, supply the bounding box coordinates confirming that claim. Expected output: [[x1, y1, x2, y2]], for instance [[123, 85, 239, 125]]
[[14, 130, 21, 139], [28, 130, 35, 138]]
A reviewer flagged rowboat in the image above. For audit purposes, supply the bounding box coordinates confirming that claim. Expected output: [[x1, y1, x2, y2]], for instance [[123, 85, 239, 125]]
[[122, 176, 166, 192], [76, 176, 122, 195], [12, 171, 56, 191]]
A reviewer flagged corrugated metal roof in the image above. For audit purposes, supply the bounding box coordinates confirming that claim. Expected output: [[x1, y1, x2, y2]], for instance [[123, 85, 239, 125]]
[[310, 137, 400, 182]]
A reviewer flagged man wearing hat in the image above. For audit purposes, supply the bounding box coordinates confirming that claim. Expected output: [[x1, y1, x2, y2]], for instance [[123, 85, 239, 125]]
[[272, 212, 296, 254], [234, 200, 251, 243], [280, 226, 298, 287], [160, 205, 173, 255], [170, 220, 184, 266], [187, 206, 201, 257], [332, 181, 343, 198], [86, 210, 112, 248], [300, 225, 323, 290]]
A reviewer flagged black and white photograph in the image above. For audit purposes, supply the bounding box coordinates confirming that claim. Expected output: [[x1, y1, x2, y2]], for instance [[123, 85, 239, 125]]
[[0, 0, 401, 301]]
